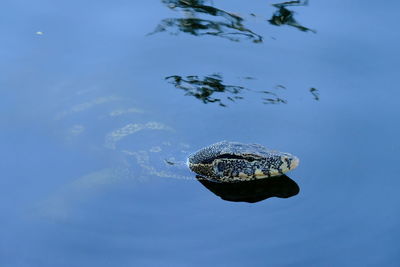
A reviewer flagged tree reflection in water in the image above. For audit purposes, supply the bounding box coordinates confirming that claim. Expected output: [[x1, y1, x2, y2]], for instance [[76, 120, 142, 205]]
[[165, 74, 288, 106], [269, 0, 316, 33], [155, 1, 319, 106], [309, 87, 320, 100], [150, 0, 263, 43]]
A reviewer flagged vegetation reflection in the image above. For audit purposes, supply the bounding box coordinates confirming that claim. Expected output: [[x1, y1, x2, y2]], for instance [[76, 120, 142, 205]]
[[269, 0, 316, 32], [166, 74, 289, 106], [309, 87, 319, 100], [156, 1, 319, 106], [166, 74, 320, 106], [197, 175, 300, 203], [150, 0, 263, 43]]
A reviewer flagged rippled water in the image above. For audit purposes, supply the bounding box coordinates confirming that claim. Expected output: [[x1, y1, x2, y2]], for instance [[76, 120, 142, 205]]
[[2, 0, 400, 266]]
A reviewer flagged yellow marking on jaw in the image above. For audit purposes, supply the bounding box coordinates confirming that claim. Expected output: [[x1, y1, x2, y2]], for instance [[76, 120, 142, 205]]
[[254, 169, 268, 178], [238, 172, 248, 178], [280, 160, 289, 173], [269, 168, 280, 176], [290, 157, 300, 170]]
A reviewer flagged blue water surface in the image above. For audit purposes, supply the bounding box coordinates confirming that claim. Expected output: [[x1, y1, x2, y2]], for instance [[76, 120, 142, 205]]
[[1, 0, 400, 266]]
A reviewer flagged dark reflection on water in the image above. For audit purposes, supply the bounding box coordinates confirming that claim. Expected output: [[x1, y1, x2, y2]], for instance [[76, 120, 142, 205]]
[[309, 87, 320, 100], [150, 0, 263, 43], [155, 0, 318, 105], [269, 0, 316, 33], [166, 74, 289, 106], [4, 0, 400, 265], [196, 175, 300, 203]]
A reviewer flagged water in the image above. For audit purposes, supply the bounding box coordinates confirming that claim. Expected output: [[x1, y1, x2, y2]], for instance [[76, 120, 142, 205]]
[[2, 0, 400, 266]]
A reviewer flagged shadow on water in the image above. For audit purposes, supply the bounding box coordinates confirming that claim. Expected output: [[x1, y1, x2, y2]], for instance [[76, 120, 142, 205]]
[[197, 175, 300, 203], [149, 0, 263, 43], [268, 0, 316, 33], [166, 74, 289, 106]]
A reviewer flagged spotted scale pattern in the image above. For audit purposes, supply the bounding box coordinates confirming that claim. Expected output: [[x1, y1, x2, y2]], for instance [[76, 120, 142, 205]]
[[188, 141, 299, 182]]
